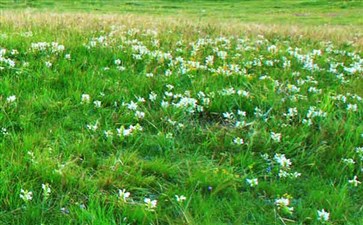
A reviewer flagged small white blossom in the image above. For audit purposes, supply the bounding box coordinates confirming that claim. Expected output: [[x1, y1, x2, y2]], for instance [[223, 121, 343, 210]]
[[275, 196, 294, 214], [356, 147, 363, 155], [86, 121, 99, 131], [166, 132, 173, 139], [223, 112, 234, 121], [45, 61, 52, 68], [127, 101, 138, 111], [161, 100, 169, 108], [267, 45, 278, 53], [275, 197, 289, 208], [60, 207, 70, 214], [20, 189, 33, 202], [348, 176, 361, 187], [246, 178, 258, 187], [118, 189, 131, 202], [1, 128, 9, 135], [93, 100, 102, 108], [42, 183, 51, 199], [270, 132, 282, 142], [317, 209, 330, 222], [165, 69, 172, 76], [114, 59, 121, 65], [149, 92, 157, 102], [103, 130, 113, 138], [81, 94, 90, 104], [6, 95, 16, 103], [136, 97, 146, 103], [144, 198, 157, 211], [117, 66, 126, 71], [135, 111, 145, 119], [175, 195, 187, 202], [347, 104, 358, 112], [166, 84, 174, 90], [217, 51, 227, 60], [233, 137, 244, 145], [284, 108, 298, 118], [116, 124, 143, 137], [274, 154, 292, 169], [342, 158, 355, 165], [237, 110, 247, 117]]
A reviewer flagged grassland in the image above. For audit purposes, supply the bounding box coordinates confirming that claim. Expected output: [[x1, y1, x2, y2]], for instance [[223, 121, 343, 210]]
[[1, 0, 363, 25], [0, 1, 363, 224]]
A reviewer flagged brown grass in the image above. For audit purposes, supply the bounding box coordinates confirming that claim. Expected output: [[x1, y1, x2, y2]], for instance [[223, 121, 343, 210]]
[[1, 10, 362, 49]]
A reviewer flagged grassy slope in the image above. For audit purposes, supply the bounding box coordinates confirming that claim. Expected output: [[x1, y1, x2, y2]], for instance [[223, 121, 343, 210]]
[[0, 1, 362, 225]]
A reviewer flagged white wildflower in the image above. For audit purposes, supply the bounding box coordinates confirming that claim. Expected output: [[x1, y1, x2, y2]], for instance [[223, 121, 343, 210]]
[[342, 158, 355, 165], [246, 178, 258, 187], [81, 94, 90, 104], [274, 154, 292, 169], [144, 198, 157, 211], [233, 137, 244, 145], [114, 59, 121, 65], [127, 101, 138, 111], [93, 100, 101, 108], [275, 196, 294, 214], [317, 209, 330, 222], [42, 183, 51, 199], [270, 132, 282, 142], [20, 189, 33, 202], [135, 111, 145, 119], [118, 189, 131, 202], [6, 95, 16, 103], [175, 195, 187, 202], [103, 130, 114, 138], [45, 61, 52, 68], [149, 92, 157, 102], [348, 176, 361, 187], [347, 104, 358, 112], [86, 121, 99, 131]]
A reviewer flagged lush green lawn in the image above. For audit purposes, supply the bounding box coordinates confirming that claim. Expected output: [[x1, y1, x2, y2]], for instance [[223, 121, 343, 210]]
[[1, 0, 363, 25], [0, 1, 363, 225]]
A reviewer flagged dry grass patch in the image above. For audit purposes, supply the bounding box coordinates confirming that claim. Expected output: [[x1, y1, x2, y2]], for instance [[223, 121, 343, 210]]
[[1, 11, 362, 49]]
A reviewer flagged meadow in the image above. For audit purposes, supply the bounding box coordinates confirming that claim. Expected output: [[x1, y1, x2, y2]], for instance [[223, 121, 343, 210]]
[[0, 1, 363, 224]]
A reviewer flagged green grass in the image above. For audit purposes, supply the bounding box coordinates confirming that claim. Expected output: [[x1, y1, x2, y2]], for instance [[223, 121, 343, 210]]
[[0, 0, 363, 25], [0, 2, 363, 225]]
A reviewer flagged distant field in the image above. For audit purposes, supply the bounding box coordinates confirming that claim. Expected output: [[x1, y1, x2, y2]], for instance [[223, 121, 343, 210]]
[[0, 1, 363, 225], [1, 0, 363, 25]]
